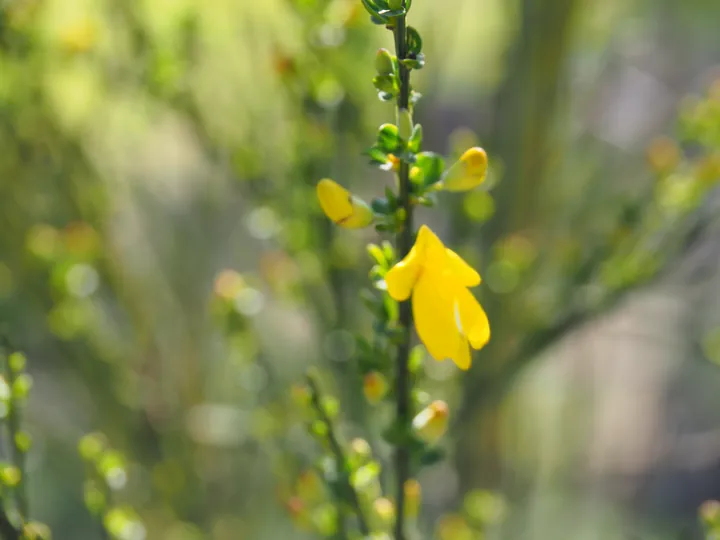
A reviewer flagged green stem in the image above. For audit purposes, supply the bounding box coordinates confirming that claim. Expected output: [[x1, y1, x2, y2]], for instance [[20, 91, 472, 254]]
[[305, 374, 370, 536], [392, 11, 413, 540]]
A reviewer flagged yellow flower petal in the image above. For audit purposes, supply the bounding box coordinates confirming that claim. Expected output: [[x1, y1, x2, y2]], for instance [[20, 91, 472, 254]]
[[441, 147, 488, 192], [451, 336, 472, 370], [417, 225, 447, 272], [316, 179, 373, 228], [445, 248, 481, 287], [412, 271, 459, 361], [455, 287, 490, 350], [385, 254, 421, 301]]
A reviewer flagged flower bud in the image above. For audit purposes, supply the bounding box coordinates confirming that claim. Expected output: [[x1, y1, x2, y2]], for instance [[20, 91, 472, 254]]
[[388, 0, 403, 10], [373, 497, 395, 528], [397, 108, 413, 142], [440, 147, 488, 192], [404, 479, 421, 518], [412, 400, 449, 444], [296, 469, 323, 503], [363, 371, 388, 404], [316, 179, 374, 229], [375, 48, 395, 76]]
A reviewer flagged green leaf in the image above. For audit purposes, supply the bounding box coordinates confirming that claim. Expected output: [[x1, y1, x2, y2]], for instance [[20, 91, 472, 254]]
[[415, 152, 445, 187], [365, 146, 389, 166], [321, 396, 339, 419], [401, 53, 425, 70], [420, 447, 446, 466], [408, 345, 425, 373], [371, 197, 391, 215], [373, 75, 398, 96], [384, 187, 399, 210], [383, 295, 399, 322], [408, 124, 423, 153], [360, 0, 384, 17], [376, 123, 401, 153], [367, 243, 387, 266], [350, 462, 380, 490], [406, 26, 423, 56], [8, 352, 26, 373], [381, 241, 395, 264], [12, 373, 33, 401], [377, 8, 406, 17]]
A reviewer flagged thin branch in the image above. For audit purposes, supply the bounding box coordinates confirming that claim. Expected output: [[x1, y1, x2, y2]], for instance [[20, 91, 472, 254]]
[[392, 9, 413, 540], [305, 374, 370, 536]]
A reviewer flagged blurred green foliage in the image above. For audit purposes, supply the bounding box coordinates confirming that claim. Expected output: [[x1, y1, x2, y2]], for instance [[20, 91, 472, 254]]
[[0, 0, 720, 538]]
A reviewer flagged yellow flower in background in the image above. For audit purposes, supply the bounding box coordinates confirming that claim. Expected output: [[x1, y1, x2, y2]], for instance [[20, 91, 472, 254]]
[[59, 18, 98, 54], [412, 400, 449, 444], [440, 147, 488, 192], [385, 225, 489, 370], [316, 179, 374, 229]]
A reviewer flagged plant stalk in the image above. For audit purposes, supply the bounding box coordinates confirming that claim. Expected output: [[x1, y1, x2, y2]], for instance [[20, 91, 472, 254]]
[[305, 374, 370, 536], [392, 10, 413, 540]]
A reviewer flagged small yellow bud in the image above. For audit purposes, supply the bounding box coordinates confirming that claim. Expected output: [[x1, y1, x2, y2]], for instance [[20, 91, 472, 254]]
[[296, 469, 323, 503], [373, 497, 395, 527], [363, 371, 388, 404], [646, 136, 680, 173], [700, 500, 720, 528], [404, 479, 422, 518], [412, 400, 449, 444], [397, 108, 413, 142], [375, 48, 395, 76], [441, 147, 488, 192], [316, 179, 374, 229], [350, 438, 372, 461]]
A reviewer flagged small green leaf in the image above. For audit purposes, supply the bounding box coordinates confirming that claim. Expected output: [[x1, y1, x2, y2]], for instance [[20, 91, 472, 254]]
[[369, 265, 385, 283], [415, 152, 445, 187], [408, 345, 425, 373], [384, 295, 399, 322], [321, 396, 339, 419], [377, 8, 406, 17], [384, 187, 399, 210], [12, 373, 33, 401], [406, 26, 423, 56], [371, 197, 391, 215], [310, 420, 328, 438], [373, 75, 398, 96], [0, 465, 21, 487], [8, 352, 27, 373], [401, 54, 426, 70], [408, 124, 423, 153], [367, 243, 387, 266], [376, 123, 401, 153], [78, 432, 106, 462], [360, 0, 384, 17], [350, 462, 380, 490], [365, 146, 389, 166], [381, 241, 395, 264], [15, 431, 32, 453], [420, 447, 445, 466]]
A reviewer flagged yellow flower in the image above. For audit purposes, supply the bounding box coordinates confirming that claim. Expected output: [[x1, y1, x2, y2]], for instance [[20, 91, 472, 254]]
[[440, 147, 488, 192], [385, 225, 490, 370], [363, 371, 389, 404], [412, 400, 449, 444], [316, 179, 374, 228]]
